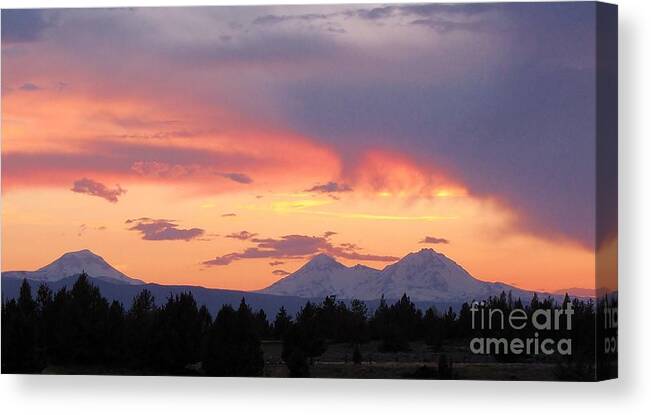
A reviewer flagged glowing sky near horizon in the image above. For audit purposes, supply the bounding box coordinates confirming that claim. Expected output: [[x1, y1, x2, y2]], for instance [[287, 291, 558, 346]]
[[1, 4, 607, 292]]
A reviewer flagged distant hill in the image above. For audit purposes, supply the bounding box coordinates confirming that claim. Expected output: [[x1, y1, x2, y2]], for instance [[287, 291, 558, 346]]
[[0, 275, 464, 317], [261, 248, 546, 302], [0, 275, 312, 317], [553, 287, 596, 297]]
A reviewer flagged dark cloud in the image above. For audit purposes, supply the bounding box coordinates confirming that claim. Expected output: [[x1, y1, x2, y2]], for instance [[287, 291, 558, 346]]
[[332, 250, 399, 262], [175, 32, 345, 66], [203, 232, 398, 266], [305, 181, 352, 193], [251, 11, 347, 34], [281, 2, 597, 247], [221, 213, 237, 217], [3, 3, 601, 249], [115, 130, 199, 140], [1, 9, 52, 43], [100, 114, 179, 129], [126, 218, 205, 241], [323, 231, 337, 238], [252, 4, 492, 27], [419, 236, 450, 245], [3, 139, 268, 187], [269, 261, 284, 266], [253, 13, 330, 25], [71, 178, 126, 203], [352, 6, 396, 20], [351, 4, 494, 21], [410, 18, 493, 34], [18, 83, 42, 91], [219, 172, 253, 184], [272, 269, 290, 276], [397, 3, 493, 18], [225, 230, 257, 240]]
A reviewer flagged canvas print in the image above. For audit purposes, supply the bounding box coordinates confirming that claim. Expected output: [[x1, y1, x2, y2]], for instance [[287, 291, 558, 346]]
[[1, 2, 617, 381]]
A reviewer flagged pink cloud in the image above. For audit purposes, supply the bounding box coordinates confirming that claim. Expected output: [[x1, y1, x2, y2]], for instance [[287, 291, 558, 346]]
[[419, 236, 450, 244], [126, 218, 205, 241], [225, 231, 258, 240], [71, 178, 126, 203], [203, 232, 398, 266]]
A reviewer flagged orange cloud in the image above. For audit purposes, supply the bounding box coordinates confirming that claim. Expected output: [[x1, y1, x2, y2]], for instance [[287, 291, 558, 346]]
[[346, 149, 468, 199]]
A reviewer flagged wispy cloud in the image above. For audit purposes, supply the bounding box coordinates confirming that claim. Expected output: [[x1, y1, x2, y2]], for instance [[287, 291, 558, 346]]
[[78, 223, 107, 237], [305, 181, 352, 193], [225, 230, 257, 240], [71, 178, 126, 203], [126, 218, 205, 241], [272, 269, 290, 276], [419, 236, 450, 244], [203, 232, 398, 266], [1, 9, 53, 44], [219, 172, 253, 184], [253, 13, 330, 25], [19, 82, 42, 92]]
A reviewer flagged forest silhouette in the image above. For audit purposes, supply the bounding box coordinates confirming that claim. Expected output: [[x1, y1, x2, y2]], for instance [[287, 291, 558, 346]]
[[2, 273, 607, 380]]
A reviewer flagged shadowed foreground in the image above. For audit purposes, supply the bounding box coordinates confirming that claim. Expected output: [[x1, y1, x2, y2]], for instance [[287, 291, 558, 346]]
[[3, 274, 605, 380]]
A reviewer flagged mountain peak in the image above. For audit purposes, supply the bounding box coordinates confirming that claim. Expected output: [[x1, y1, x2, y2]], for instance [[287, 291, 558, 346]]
[[261, 248, 536, 302], [26, 249, 144, 285], [303, 253, 344, 270], [40, 249, 106, 271], [414, 247, 453, 258], [59, 249, 101, 259], [399, 248, 444, 264]]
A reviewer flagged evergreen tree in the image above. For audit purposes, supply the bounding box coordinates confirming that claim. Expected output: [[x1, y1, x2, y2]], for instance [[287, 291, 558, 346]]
[[291, 302, 327, 362], [151, 292, 203, 373], [1, 280, 45, 373], [66, 273, 111, 364], [106, 300, 126, 364], [423, 307, 443, 351], [272, 306, 292, 339], [352, 343, 362, 365], [254, 309, 271, 339], [347, 299, 369, 344], [202, 302, 264, 376], [125, 289, 157, 369]]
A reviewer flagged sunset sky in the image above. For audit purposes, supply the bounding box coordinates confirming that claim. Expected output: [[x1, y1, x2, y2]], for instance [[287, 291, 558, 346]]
[[1, 3, 605, 292]]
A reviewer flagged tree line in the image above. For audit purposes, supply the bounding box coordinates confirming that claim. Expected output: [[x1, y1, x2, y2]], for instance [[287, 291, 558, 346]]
[[2, 274, 600, 379]]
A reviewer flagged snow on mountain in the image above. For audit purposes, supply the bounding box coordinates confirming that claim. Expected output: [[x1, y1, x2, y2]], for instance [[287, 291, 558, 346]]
[[1, 249, 143, 285], [261, 248, 538, 302], [262, 253, 381, 299]]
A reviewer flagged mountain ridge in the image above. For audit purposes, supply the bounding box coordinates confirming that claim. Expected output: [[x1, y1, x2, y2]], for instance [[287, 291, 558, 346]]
[[261, 248, 551, 302], [2, 248, 584, 303]]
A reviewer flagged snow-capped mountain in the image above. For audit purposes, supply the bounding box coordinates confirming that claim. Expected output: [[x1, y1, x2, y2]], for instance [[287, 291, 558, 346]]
[[261, 248, 538, 302], [2, 249, 143, 285], [261, 253, 382, 299]]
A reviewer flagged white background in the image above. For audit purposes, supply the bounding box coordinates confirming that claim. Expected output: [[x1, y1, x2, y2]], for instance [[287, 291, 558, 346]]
[[0, 0, 648, 413]]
